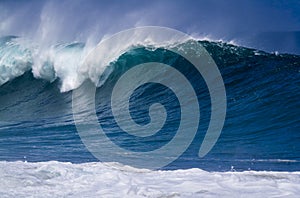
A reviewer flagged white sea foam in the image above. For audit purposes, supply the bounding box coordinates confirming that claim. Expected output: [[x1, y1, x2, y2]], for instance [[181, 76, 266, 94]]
[[189, 33, 239, 46], [0, 161, 299, 198], [0, 37, 32, 86], [0, 29, 190, 92]]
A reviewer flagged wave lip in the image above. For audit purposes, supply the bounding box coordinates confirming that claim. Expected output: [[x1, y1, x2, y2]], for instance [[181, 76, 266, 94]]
[[0, 161, 300, 197], [0, 30, 191, 92], [0, 36, 87, 92], [0, 36, 33, 86]]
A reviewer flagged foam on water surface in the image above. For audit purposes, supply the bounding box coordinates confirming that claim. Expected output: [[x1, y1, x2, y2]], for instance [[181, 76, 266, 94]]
[[0, 161, 299, 197]]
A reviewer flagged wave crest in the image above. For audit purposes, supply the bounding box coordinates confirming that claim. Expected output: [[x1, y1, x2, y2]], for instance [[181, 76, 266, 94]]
[[0, 34, 297, 92], [0, 36, 32, 86], [0, 32, 190, 92]]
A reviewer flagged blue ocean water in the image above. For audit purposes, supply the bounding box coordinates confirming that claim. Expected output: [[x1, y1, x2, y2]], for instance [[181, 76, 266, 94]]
[[0, 36, 299, 171]]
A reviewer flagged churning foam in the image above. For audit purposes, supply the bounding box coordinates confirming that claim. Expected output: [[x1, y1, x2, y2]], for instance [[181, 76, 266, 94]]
[[0, 28, 191, 92], [0, 161, 299, 197]]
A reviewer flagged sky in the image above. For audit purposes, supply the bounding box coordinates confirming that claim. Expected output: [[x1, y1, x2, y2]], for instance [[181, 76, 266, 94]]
[[0, 0, 300, 54]]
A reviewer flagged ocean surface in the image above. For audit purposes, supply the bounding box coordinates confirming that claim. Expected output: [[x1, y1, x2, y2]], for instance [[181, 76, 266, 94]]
[[0, 35, 299, 197]]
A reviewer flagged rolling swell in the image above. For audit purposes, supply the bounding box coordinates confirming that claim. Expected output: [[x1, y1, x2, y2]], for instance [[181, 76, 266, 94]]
[[0, 37, 299, 171]]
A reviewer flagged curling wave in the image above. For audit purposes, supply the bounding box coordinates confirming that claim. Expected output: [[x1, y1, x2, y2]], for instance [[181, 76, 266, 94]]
[[0, 36, 299, 171]]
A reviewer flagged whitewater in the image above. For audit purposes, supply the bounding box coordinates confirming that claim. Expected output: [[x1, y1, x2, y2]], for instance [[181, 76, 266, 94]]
[[1, 161, 299, 198], [0, 30, 191, 92]]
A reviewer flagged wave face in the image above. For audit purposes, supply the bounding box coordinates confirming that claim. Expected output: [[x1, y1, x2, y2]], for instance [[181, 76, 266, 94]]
[[0, 36, 299, 171]]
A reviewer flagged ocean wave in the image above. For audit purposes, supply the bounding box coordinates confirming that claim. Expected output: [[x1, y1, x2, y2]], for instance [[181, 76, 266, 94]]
[[0, 33, 299, 171]]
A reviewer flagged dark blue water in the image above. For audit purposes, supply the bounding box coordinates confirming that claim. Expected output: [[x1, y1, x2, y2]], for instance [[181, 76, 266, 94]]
[[0, 39, 299, 171]]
